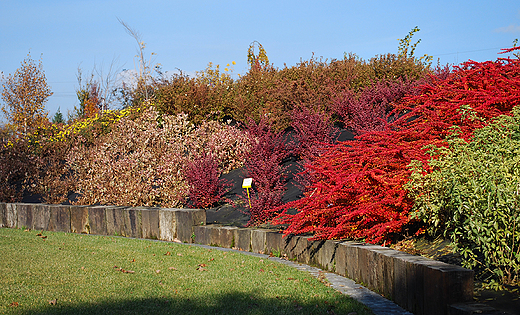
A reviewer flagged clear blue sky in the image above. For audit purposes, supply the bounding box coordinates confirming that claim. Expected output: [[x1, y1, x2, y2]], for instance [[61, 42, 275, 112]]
[[1, 0, 520, 119]]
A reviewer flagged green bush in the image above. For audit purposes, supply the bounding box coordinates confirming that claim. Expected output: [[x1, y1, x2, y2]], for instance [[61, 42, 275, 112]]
[[407, 106, 520, 286]]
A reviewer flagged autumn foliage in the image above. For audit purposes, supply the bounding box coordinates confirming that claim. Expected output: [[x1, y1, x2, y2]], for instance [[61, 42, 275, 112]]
[[3, 39, 520, 254], [273, 48, 520, 243], [185, 152, 232, 209], [1, 54, 52, 137], [66, 106, 251, 207], [240, 118, 290, 225]]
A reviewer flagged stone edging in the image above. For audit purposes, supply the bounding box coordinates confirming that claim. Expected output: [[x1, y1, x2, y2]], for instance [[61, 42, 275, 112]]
[[0, 203, 474, 315]]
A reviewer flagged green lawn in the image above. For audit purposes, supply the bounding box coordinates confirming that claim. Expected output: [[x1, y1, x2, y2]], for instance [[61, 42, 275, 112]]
[[0, 227, 373, 315]]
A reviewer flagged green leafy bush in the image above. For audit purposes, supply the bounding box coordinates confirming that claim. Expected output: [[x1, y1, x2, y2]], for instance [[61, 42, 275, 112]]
[[407, 107, 520, 286]]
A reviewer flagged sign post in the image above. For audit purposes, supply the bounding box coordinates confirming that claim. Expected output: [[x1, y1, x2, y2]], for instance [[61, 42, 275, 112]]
[[242, 178, 253, 209]]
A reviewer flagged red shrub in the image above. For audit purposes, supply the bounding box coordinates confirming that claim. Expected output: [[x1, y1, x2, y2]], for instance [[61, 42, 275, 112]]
[[290, 106, 338, 161], [273, 49, 520, 243], [329, 77, 422, 134], [240, 118, 290, 225], [185, 152, 232, 209]]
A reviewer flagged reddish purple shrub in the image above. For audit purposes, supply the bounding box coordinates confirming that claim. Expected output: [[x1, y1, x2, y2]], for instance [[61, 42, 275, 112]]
[[240, 118, 289, 225], [185, 152, 232, 209], [330, 77, 421, 134], [289, 106, 338, 193], [290, 106, 338, 161], [245, 182, 287, 225]]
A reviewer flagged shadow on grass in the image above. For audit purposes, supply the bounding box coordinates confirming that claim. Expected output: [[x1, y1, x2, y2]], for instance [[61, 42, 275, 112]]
[[19, 290, 371, 315]]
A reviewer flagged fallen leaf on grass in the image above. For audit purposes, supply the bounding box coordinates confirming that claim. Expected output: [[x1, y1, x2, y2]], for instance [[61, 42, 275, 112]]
[[164, 251, 171, 256], [259, 269, 264, 272], [198, 264, 207, 267], [156, 270, 161, 274], [36, 233, 47, 239], [49, 299, 57, 305], [9, 302, 19, 307], [168, 267, 176, 270], [177, 253, 183, 256], [113, 266, 135, 274], [197, 266, 206, 271], [131, 259, 135, 263], [208, 258, 214, 261]]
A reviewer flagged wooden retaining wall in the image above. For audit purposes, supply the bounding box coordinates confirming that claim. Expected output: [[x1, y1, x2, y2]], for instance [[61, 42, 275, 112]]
[[0, 203, 473, 315]]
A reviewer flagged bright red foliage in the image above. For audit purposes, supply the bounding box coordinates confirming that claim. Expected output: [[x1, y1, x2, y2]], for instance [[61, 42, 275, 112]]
[[273, 49, 520, 243]]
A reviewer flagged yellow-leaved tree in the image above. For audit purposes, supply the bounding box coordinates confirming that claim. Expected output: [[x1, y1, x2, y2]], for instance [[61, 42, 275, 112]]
[[1, 53, 52, 137]]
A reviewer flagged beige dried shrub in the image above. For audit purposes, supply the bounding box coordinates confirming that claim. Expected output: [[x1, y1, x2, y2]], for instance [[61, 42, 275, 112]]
[[67, 106, 252, 207], [68, 107, 189, 207]]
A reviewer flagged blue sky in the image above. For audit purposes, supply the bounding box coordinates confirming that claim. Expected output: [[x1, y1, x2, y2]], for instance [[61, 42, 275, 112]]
[[1, 0, 520, 120]]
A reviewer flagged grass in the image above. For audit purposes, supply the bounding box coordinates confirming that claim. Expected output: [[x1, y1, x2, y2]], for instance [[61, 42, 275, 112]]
[[0, 227, 373, 315]]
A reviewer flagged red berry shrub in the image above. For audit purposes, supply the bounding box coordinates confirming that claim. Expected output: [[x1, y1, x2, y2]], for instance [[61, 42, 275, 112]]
[[273, 50, 520, 243]]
